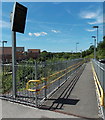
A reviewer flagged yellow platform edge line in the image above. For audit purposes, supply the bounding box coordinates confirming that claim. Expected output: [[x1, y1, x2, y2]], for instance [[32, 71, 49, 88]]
[[91, 62, 104, 107]]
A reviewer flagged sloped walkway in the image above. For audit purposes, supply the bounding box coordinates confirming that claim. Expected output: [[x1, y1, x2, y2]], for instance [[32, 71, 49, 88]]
[[40, 62, 101, 119], [1, 62, 103, 119]]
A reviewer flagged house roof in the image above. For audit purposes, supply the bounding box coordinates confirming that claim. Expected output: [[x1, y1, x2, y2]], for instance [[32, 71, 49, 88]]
[[28, 49, 40, 52]]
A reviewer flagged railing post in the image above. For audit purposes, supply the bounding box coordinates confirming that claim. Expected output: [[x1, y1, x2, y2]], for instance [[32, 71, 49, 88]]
[[99, 62, 101, 87], [66, 61, 68, 80], [103, 64, 105, 107], [35, 60, 38, 107], [44, 61, 47, 99], [58, 61, 60, 87]]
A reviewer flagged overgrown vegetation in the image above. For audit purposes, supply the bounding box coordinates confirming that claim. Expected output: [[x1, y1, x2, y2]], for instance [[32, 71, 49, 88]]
[[78, 36, 105, 59], [2, 36, 105, 94], [37, 51, 81, 62], [36, 36, 105, 61], [97, 36, 105, 59]]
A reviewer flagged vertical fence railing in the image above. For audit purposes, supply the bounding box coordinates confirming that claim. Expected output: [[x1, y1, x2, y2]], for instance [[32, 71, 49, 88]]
[[92, 59, 105, 91], [92, 59, 105, 116], [1, 58, 84, 106]]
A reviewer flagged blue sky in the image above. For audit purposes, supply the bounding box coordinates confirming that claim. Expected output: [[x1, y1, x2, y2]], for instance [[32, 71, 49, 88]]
[[1, 2, 103, 52]]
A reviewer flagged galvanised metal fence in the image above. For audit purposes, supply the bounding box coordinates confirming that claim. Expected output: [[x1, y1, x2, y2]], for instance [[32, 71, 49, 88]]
[[1, 58, 84, 107], [92, 59, 105, 116], [92, 59, 105, 92]]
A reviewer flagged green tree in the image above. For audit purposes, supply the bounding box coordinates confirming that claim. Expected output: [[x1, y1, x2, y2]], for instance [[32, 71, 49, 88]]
[[97, 36, 105, 59]]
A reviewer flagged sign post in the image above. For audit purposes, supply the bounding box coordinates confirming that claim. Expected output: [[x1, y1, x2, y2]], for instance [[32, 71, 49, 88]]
[[11, 2, 27, 98], [12, 31, 16, 97]]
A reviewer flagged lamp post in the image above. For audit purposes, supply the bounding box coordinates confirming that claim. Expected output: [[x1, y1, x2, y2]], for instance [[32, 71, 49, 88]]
[[93, 26, 99, 47], [71, 50, 73, 59], [2, 41, 7, 64], [92, 36, 96, 59], [71, 50, 73, 55], [80, 50, 82, 58], [2, 41, 7, 75], [76, 42, 79, 53]]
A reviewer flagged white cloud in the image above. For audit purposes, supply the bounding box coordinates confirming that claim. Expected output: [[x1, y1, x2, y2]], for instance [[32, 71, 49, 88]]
[[79, 9, 103, 25], [0, 20, 10, 28], [85, 29, 96, 32], [51, 30, 60, 33], [88, 15, 103, 25], [80, 12, 97, 19], [33, 32, 48, 37], [41, 32, 47, 35], [34, 33, 41, 37], [28, 32, 33, 36]]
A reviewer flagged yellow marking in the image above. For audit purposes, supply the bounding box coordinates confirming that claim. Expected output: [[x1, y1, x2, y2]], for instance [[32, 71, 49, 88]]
[[26, 61, 84, 93], [38, 62, 83, 93], [26, 80, 41, 92], [47, 61, 83, 79], [41, 77, 48, 81], [91, 63, 104, 106]]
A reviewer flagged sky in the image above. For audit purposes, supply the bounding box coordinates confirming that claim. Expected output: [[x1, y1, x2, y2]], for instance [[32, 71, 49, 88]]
[[1, 2, 103, 52]]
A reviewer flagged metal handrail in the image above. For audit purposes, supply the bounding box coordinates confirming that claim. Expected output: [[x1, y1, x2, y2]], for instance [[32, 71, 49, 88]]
[[46, 61, 82, 79], [26, 61, 84, 93], [26, 80, 41, 92], [93, 59, 105, 72]]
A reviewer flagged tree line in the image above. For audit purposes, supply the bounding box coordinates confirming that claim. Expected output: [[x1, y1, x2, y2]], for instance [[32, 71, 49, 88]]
[[37, 36, 105, 61]]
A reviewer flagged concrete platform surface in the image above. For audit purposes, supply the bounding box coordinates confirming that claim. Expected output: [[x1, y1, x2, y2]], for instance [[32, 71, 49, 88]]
[[1, 62, 103, 120], [41, 62, 100, 119], [1, 99, 80, 119]]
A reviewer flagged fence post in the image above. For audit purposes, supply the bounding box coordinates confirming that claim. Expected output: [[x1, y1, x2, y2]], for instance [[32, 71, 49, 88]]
[[35, 60, 38, 107], [103, 65, 105, 108], [58, 61, 60, 87], [66, 61, 68, 80], [99, 62, 101, 87], [44, 61, 47, 99]]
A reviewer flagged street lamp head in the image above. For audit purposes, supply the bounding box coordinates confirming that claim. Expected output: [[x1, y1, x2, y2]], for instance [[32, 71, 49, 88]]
[[92, 36, 96, 38], [2, 41, 7, 43], [76, 42, 79, 44], [93, 26, 99, 28]]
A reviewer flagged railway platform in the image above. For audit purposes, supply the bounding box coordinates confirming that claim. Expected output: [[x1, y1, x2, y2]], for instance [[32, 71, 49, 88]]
[[1, 62, 104, 119], [40, 62, 103, 119]]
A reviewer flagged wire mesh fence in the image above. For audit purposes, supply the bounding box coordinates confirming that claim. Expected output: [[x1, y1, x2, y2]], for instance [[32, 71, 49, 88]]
[[1, 58, 84, 106]]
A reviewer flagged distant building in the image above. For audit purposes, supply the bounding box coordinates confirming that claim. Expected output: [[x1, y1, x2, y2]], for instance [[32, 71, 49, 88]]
[[0, 47, 40, 63], [0, 47, 24, 63], [28, 49, 40, 53], [28, 49, 40, 59]]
